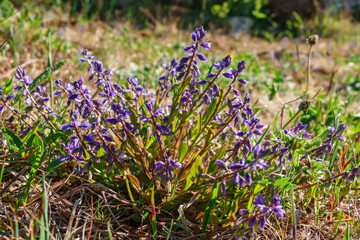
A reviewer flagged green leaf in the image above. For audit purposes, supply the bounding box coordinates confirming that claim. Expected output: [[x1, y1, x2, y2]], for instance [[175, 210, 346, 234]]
[[146, 137, 156, 150], [3, 78, 13, 95], [40, 176, 49, 240], [43, 130, 71, 144], [21, 121, 40, 147], [204, 97, 217, 124], [274, 178, 291, 186], [201, 182, 219, 239], [252, 10, 267, 19], [150, 186, 157, 236], [253, 184, 265, 195], [256, 125, 270, 145], [181, 155, 202, 191], [29, 60, 67, 91], [178, 141, 188, 163], [343, 223, 351, 240], [273, 113, 278, 133], [1, 123, 22, 152], [16, 135, 46, 208], [0, 161, 5, 186]]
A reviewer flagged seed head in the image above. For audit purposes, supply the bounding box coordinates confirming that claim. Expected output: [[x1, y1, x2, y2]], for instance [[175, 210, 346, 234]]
[[307, 34, 319, 46]]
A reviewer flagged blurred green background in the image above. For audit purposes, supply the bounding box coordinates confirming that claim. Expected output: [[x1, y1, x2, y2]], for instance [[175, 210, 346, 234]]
[[4, 0, 360, 38]]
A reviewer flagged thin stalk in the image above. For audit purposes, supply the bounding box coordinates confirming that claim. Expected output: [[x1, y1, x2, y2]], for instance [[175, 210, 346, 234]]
[[180, 42, 199, 88], [282, 110, 302, 130], [23, 85, 56, 131], [2, 101, 32, 128], [48, 31, 54, 109], [305, 45, 313, 94]]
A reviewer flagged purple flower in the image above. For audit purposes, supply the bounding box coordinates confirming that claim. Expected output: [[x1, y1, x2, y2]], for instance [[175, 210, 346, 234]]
[[244, 93, 251, 103], [154, 158, 182, 182], [184, 45, 194, 52], [139, 114, 149, 122], [200, 39, 211, 50], [61, 123, 74, 131], [197, 79, 207, 85], [259, 216, 266, 229], [238, 78, 248, 85], [253, 194, 266, 208], [190, 26, 207, 42], [14, 67, 33, 85], [203, 94, 211, 105], [213, 55, 232, 70], [248, 216, 256, 228], [271, 194, 284, 218], [223, 71, 234, 79], [6, 95, 14, 101], [229, 163, 243, 171], [237, 60, 246, 73], [216, 160, 227, 170], [196, 53, 207, 62], [105, 118, 119, 125], [245, 172, 252, 185], [207, 72, 216, 78]]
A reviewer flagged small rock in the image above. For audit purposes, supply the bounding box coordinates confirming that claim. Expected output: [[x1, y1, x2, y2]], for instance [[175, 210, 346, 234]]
[[229, 16, 254, 35]]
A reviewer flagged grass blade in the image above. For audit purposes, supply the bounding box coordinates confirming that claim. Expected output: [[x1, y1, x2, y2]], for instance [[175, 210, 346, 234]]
[[201, 182, 219, 240]]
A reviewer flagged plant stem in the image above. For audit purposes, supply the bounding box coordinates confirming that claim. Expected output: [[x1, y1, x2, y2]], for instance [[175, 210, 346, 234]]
[[305, 45, 313, 95], [24, 85, 57, 131], [282, 110, 302, 130], [2, 101, 32, 128]]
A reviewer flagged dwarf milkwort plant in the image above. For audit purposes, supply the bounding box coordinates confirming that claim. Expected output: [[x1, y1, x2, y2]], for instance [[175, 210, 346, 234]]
[[1, 26, 359, 237]]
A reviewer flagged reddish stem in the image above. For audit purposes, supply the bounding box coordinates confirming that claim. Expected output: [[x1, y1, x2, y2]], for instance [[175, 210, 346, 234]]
[[2, 101, 32, 128]]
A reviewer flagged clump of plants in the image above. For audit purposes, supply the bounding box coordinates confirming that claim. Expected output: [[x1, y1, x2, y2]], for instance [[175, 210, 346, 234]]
[[0, 26, 359, 238]]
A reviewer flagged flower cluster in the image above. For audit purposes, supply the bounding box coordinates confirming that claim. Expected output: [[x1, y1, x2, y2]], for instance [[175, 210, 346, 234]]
[[235, 194, 284, 231], [154, 158, 182, 183], [175, 26, 210, 81], [304, 123, 346, 161]]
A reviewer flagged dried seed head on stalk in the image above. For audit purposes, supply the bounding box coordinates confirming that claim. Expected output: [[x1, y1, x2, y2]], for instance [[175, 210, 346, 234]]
[[307, 34, 319, 46]]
